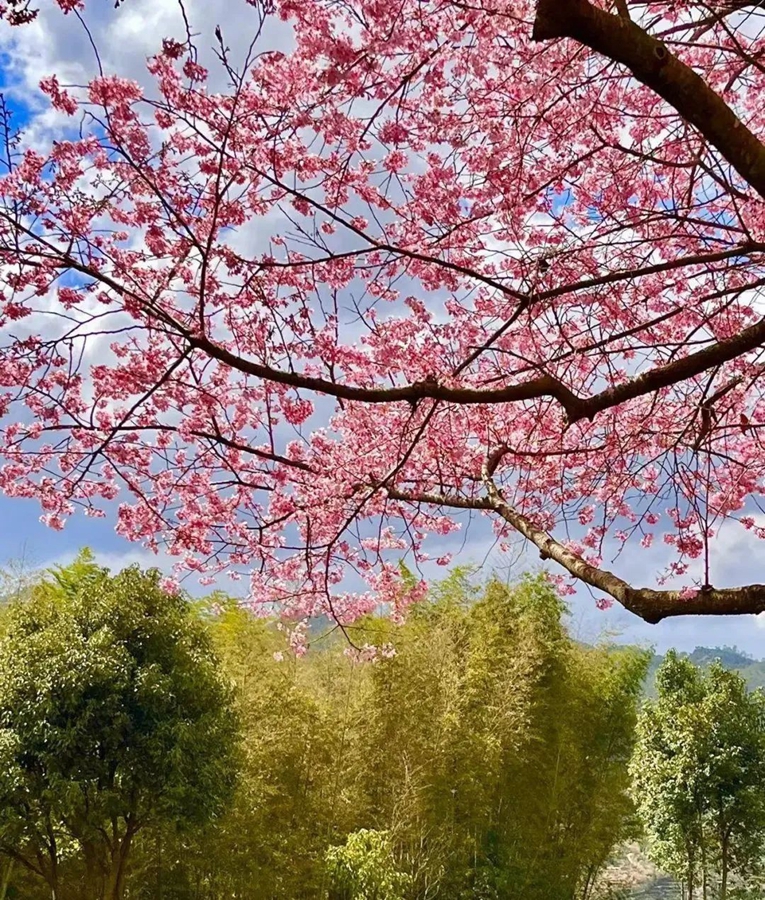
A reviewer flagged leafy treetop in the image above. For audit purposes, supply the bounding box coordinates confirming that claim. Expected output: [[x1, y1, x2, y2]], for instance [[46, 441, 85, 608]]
[[0, 550, 240, 900]]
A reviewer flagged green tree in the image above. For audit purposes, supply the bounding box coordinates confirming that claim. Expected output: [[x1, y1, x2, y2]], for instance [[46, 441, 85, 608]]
[[0, 552, 240, 900], [700, 663, 765, 899], [632, 652, 712, 899], [351, 574, 649, 900], [632, 652, 765, 900], [326, 830, 412, 900], [129, 598, 349, 900]]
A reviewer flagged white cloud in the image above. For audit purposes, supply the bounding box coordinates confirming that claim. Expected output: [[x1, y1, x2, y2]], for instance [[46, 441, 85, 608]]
[[0, 0, 294, 133]]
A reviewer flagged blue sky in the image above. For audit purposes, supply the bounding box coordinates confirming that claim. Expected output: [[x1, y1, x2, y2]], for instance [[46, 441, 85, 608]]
[[0, 0, 763, 658]]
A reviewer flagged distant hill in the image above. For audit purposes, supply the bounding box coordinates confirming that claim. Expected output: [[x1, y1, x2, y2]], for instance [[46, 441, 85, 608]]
[[644, 646, 765, 697]]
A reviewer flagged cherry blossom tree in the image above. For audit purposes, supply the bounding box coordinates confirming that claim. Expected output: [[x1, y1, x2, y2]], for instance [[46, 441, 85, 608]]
[[1, 0, 765, 625]]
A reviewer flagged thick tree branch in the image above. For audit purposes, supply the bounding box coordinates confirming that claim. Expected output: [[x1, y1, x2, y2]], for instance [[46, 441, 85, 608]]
[[390, 476, 765, 623], [11, 215, 765, 425], [188, 332, 585, 409], [387, 486, 494, 510], [572, 315, 765, 422], [474, 468, 765, 622], [191, 313, 765, 424], [531, 0, 765, 199]]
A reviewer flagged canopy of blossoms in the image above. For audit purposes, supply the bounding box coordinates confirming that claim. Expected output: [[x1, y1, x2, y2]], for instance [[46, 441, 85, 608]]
[[1, 0, 765, 623]]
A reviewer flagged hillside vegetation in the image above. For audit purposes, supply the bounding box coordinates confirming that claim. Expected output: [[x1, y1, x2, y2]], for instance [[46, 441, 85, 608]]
[[644, 647, 765, 696]]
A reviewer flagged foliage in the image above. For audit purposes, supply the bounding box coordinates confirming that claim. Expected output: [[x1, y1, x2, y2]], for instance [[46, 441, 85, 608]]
[[632, 652, 765, 900], [125, 571, 648, 900], [0, 561, 650, 899], [326, 830, 412, 900], [1, 0, 765, 621], [0, 552, 240, 900]]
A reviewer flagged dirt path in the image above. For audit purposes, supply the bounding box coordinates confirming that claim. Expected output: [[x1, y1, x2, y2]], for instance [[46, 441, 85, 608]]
[[593, 844, 681, 899]]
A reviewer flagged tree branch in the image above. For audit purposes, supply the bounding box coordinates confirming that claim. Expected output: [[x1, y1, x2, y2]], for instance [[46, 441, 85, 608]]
[[190, 313, 765, 424], [390, 475, 765, 623], [531, 0, 765, 200]]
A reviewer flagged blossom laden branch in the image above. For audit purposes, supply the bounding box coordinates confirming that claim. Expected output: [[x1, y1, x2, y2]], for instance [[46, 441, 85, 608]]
[[390, 474, 765, 621], [478, 462, 765, 622]]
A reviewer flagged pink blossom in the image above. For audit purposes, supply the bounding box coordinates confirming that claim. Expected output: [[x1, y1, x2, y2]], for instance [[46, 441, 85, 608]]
[[40, 75, 78, 115]]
